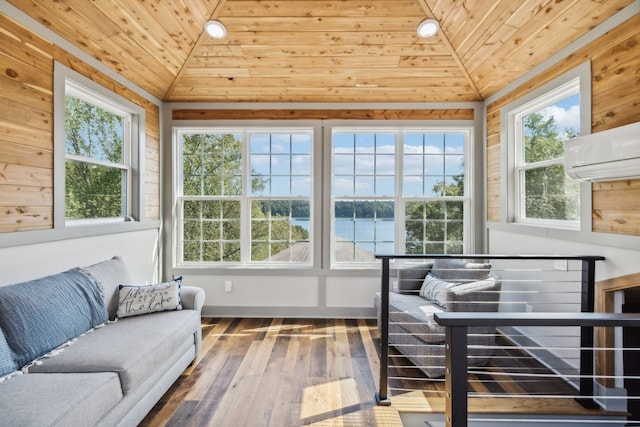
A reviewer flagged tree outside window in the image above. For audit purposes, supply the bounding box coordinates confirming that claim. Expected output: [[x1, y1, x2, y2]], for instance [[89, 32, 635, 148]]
[[64, 93, 129, 221]]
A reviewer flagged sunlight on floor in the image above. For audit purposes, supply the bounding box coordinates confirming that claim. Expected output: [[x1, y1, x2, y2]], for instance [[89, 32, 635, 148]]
[[301, 378, 360, 418]]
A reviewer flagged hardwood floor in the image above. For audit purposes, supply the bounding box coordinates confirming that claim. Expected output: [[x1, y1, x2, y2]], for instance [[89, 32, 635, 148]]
[[141, 317, 402, 427], [141, 318, 614, 426]]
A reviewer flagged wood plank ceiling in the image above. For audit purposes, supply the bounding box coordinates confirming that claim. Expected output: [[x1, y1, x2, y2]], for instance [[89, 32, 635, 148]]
[[8, 0, 634, 103]]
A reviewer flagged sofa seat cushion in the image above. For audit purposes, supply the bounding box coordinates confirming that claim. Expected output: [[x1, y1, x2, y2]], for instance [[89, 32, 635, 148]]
[[30, 309, 200, 394], [0, 372, 122, 427]]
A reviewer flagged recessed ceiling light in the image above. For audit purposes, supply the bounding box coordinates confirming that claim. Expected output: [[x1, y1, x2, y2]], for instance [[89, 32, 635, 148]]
[[417, 18, 439, 38], [205, 20, 227, 39]]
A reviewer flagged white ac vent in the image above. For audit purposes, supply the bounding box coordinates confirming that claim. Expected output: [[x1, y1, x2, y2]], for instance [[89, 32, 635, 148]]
[[564, 121, 640, 182]]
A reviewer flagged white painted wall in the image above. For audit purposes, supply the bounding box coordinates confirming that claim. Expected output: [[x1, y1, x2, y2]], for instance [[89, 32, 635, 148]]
[[326, 276, 380, 308], [177, 271, 380, 318], [0, 228, 160, 287], [183, 275, 319, 308], [489, 227, 640, 371]]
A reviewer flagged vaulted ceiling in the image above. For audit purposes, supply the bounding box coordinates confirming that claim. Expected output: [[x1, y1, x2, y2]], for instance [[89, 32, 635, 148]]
[[9, 0, 634, 103]]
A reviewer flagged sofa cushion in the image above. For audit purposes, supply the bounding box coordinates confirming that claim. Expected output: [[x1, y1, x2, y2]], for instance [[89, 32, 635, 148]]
[[30, 309, 200, 394], [0, 372, 122, 427], [419, 273, 460, 307], [117, 278, 182, 318], [0, 268, 108, 370], [80, 256, 135, 320], [376, 292, 447, 344], [431, 259, 491, 282]]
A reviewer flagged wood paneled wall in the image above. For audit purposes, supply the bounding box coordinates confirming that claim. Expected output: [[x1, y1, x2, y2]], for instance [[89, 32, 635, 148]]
[[486, 14, 640, 236], [0, 14, 160, 233]]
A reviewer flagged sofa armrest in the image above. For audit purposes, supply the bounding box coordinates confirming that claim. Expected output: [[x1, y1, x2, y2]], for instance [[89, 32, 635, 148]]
[[181, 286, 205, 313]]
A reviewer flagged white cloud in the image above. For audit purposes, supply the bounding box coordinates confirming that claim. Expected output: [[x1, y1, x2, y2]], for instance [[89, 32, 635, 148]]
[[541, 105, 580, 133]]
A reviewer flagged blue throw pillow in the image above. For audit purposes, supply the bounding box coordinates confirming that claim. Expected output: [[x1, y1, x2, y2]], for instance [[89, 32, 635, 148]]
[[0, 268, 108, 370]]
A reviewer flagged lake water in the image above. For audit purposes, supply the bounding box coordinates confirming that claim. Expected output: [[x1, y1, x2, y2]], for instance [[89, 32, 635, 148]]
[[292, 218, 395, 254]]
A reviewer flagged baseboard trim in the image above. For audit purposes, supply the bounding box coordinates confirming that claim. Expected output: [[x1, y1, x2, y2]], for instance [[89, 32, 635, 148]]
[[202, 305, 377, 319]]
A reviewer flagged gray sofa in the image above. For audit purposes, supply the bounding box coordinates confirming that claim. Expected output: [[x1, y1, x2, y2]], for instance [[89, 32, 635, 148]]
[[374, 259, 501, 378], [0, 256, 205, 427]]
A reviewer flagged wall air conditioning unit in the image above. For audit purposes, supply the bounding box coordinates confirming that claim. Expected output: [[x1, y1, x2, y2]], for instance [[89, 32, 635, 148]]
[[564, 121, 640, 182]]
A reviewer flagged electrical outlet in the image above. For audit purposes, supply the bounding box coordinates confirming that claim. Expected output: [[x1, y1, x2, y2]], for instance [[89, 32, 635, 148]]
[[224, 280, 233, 292]]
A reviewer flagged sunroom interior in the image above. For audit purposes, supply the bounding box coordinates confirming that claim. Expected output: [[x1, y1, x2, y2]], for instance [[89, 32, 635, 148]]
[[1, 0, 640, 426]]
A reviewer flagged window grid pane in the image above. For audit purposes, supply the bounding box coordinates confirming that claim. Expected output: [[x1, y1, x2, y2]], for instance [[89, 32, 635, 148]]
[[250, 200, 311, 263], [332, 133, 396, 197], [250, 133, 312, 197], [182, 133, 243, 197], [181, 199, 241, 263]]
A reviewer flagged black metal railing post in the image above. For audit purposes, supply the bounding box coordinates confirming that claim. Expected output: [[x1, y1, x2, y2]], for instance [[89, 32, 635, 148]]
[[579, 257, 598, 408], [376, 256, 391, 405], [445, 324, 468, 427]]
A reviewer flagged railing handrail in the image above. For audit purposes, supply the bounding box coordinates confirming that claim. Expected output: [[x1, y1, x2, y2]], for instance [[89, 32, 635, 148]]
[[376, 254, 606, 261], [434, 312, 640, 427], [434, 312, 640, 327]]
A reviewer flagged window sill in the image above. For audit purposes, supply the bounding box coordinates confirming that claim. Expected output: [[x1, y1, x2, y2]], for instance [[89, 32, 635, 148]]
[[0, 220, 160, 249]]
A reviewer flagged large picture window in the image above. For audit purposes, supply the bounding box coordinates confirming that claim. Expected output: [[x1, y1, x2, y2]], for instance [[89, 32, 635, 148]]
[[331, 128, 469, 267], [176, 128, 313, 266]]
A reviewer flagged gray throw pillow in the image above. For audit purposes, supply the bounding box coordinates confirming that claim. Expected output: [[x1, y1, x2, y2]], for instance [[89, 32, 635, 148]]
[[419, 273, 460, 307], [431, 259, 491, 282]]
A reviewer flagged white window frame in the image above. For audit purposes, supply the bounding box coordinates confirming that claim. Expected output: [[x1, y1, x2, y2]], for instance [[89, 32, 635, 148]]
[[53, 62, 144, 228], [503, 63, 591, 230], [173, 126, 315, 268], [329, 126, 472, 269]]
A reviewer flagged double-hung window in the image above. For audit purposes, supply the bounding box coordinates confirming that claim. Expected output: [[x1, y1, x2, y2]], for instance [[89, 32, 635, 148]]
[[61, 77, 141, 224], [509, 78, 582, 227], [176, 128, 313, 266], [331, 128, 470, 267]]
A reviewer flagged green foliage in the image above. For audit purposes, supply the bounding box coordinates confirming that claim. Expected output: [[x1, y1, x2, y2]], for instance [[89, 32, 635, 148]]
[[522, 112, 580, 221], [64, 96, 124, 219]]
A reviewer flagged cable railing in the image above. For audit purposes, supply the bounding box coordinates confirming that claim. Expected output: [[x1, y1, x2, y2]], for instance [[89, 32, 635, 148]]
[[435, 312, 640, 427], [372, 254, 640, 425]]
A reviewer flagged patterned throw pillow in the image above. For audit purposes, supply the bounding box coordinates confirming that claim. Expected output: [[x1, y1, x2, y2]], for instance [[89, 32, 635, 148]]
[[419, 273, 461, 307], [117, 277, 182, 318]]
